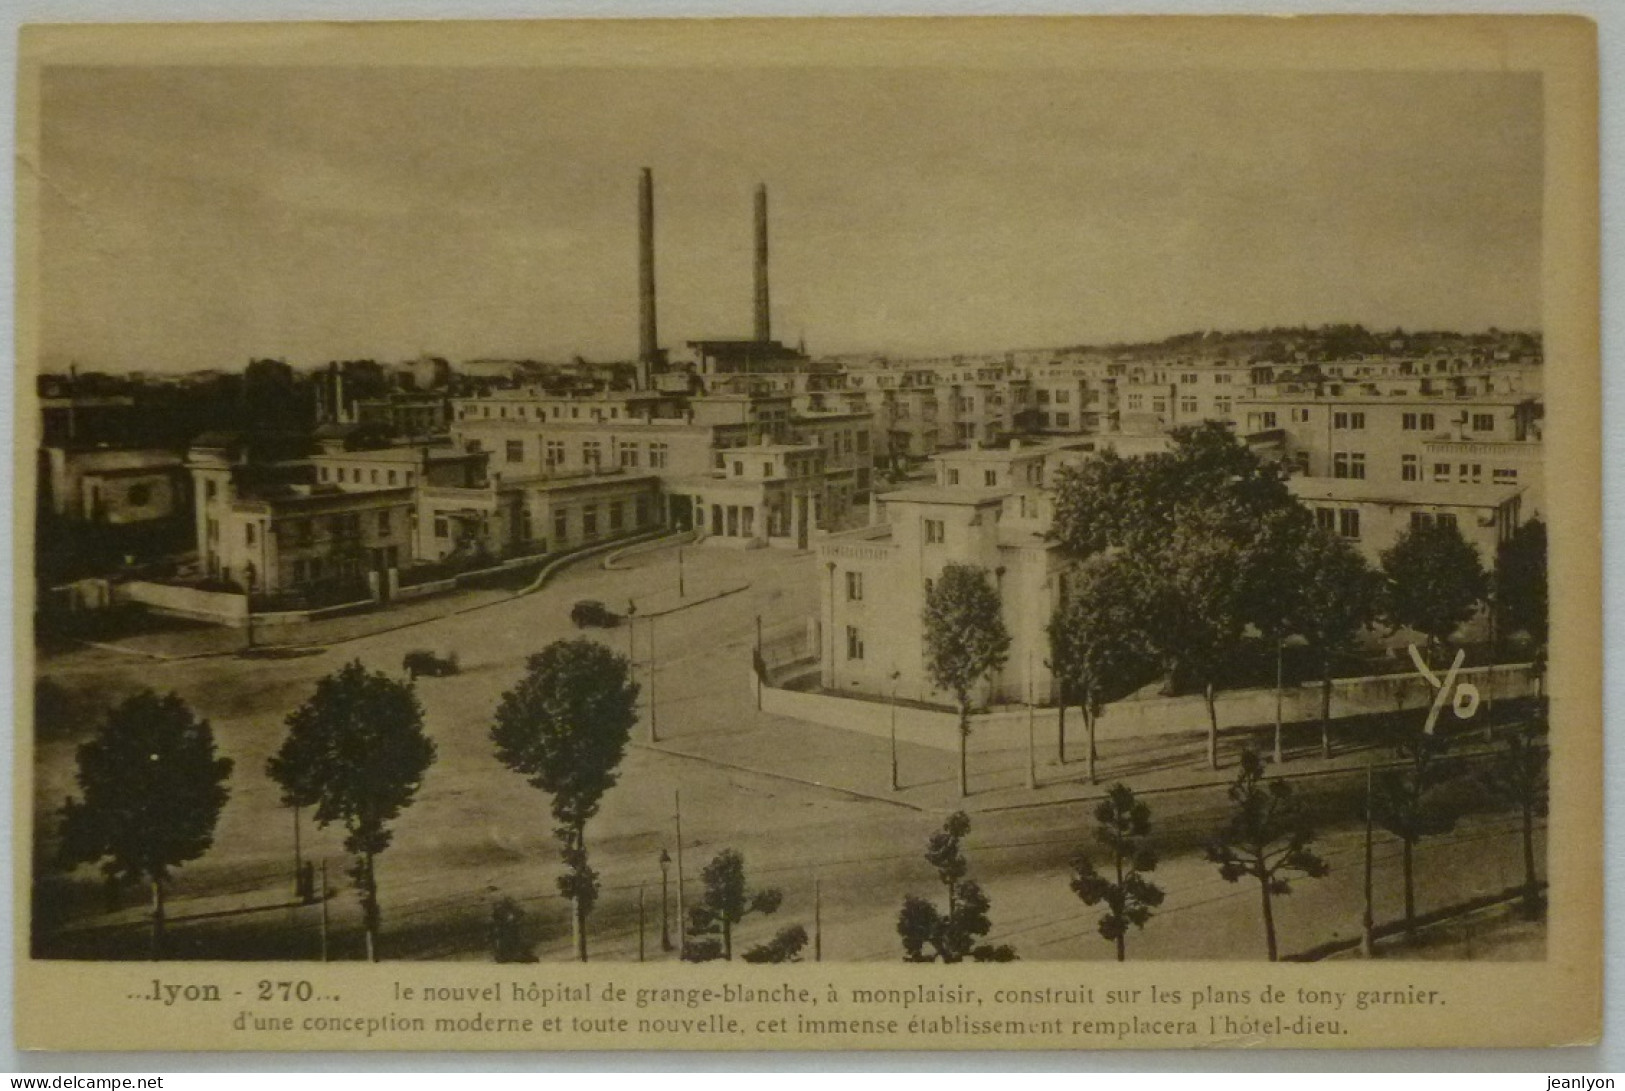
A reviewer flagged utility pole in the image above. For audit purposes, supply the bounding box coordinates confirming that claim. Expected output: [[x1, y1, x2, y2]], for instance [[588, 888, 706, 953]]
[[319, 860, 330, 963], [677, 546, 685, 599], [889, 670, 900, 792], [1362, 759, 1375, 959], [648, 617, 658, 744], [813, 875, 823, 963], [674, 790, 686, 960], [755, 614, 764, 712], [1026, 653, 1037, 790], [658, 849, 672, 952], [1273, 636, 1285, 764], [291, 805, 302, 900], [638, 886, 646, 963]]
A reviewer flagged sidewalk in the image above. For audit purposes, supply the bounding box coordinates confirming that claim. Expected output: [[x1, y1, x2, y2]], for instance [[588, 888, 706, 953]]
[[647, 695, 1530, 817]]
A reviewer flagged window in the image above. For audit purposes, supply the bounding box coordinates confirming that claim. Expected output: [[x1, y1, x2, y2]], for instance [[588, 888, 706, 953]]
[[635, 496, 650, 526], [984, 470, 998, 487], [583, 505, 598, 539], [1037, 389, 1051, 404], [1152, 397, 1167, 413], [1180, 397, 1199, 414], [733, 460, 745, 477], [1292, 408, 1311, 424], [434, 516, 449, 539], [546, 441, 565, 468], [1472, 413, 1496, 432], [1411, 512, 1459, 532], [388, 470, 398, 486], [946, 469, 960, 485], [1402, 454, 1419, 482], [1055, 412, 1071, 428], [337, 467, 346, 483], [649, 443, 668, 469], [245, 524, 256, 546], [1493, 468, 1519, 484], [924, 518, 945, 545], [1180, 373, 1198, 385], [856, 432, 870, 453], [1127, 394, 1143, 411], [1214, 398, 1232, 416], [1458, 463, 1483, 483], [583, 441, 602, 468], [1403, 412, 1418, 430], [1215, 373, 1233, 385], [1338, 509, 1361, 539], [507, 440, 524, 464], [610, 501, 624, 531], [845, 626, 865, 661], [1257, 411, 1278, 430], [1315, 508, 1336, 532], [1333, 411, 1366, 430], [1333, 452, 1367, 479], [377, 511, 391, 536], [620, 443, 640, 468], [554, 510, 568, 542], [846, 570, 863, 601], [371, 470, 380, 485], [1054, 389, 1070, 404]]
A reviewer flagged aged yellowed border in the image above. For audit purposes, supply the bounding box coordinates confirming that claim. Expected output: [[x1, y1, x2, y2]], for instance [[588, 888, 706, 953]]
[[13, 15, 1601, 1051]]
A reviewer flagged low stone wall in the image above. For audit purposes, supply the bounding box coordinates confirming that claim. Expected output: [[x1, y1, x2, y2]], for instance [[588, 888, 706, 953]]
[[761, 662, 1541, 753], [117, 580, 247, 625]]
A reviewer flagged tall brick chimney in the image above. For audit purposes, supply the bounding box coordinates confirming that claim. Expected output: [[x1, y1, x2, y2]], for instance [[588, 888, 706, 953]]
[[637, 168, 658, 388], [753, 183, 770, 343]]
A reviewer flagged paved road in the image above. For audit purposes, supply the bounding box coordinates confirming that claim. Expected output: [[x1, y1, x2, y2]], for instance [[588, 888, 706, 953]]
[[31, 543, 1544, 963]]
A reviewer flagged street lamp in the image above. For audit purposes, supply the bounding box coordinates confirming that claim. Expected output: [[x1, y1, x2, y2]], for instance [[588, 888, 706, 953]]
[[677, 546, 685, 599], [889, 669, 901, 792], [658, 849, 672, 951]]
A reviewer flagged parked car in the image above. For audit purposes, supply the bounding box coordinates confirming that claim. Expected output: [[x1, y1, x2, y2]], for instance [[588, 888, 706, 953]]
[[570, 600, 621, 629], [404, 649, 460, 679]]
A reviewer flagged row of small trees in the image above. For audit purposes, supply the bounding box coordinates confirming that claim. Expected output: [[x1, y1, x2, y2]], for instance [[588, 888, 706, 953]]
[[921, 423, 1548, 793], [900, 719, 1547, 964]]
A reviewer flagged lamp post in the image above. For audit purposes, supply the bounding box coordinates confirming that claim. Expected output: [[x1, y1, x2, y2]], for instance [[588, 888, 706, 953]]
[[677, 546, 685, 599], [243, 561, 257, 650], [889, 669, 901, 792], [658, 849, 673, 952]]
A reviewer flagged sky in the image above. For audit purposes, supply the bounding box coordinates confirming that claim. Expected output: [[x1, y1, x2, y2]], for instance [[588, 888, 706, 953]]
[[36, 65, 1543, 372]]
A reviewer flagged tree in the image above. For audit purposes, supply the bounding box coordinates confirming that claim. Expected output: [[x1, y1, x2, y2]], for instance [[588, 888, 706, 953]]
[[741, 924, 810, 964], [1369, 728, 1457, 934], [1048, 556, 1154, 782], [1480, 725, 1548, 918], [268, 660, 434, 962], [1285, 528, 1382, 759], [1497, 518, 1548, 692], [1144, 503, 1257, 770], [682, 849, 801, 962], [1049, 425, 1303, 770], [491, 639, 638, 962], [58, 690, 233, 958], [1207, 748, 1329, 960], [1380, 521, 1489, 666], [1070, 784, 1164, 961], [923, 565, 1011, 797], [897, 811, 1016, 963]]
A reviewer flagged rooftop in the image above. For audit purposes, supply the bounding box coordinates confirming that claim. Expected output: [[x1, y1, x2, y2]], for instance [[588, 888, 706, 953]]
[[879, 486, 1011, 507], [1287, 476, 1524, 509]]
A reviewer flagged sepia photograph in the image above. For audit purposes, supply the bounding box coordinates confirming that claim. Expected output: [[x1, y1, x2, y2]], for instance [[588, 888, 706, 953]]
[[12, 16, 1601, 1052]]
